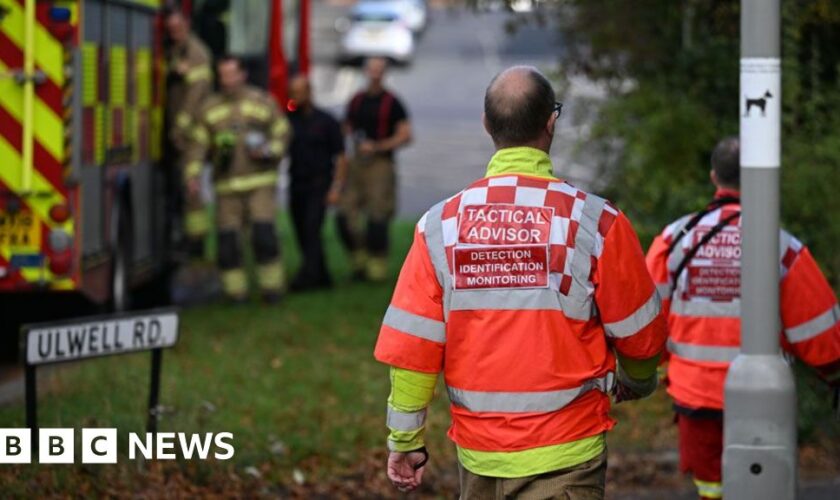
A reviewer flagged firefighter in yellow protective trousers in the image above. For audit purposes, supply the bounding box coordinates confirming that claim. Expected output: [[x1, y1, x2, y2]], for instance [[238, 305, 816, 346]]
[[165, 9, 213, 259], [338, 58, 412, 282], [184, 55, 291, 303]]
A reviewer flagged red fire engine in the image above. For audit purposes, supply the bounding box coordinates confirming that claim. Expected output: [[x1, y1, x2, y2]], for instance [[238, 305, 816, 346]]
[[0, 0, 309, 313]]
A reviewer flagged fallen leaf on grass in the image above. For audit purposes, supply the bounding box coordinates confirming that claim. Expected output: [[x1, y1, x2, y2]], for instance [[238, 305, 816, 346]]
[[270, 440, 288, 456], [244, 466, 261, 479], [293, 468, 305, 485]]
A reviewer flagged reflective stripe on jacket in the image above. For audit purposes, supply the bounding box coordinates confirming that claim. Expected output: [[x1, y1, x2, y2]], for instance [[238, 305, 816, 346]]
[[183, 86, 291, 189], [168, 34, 213, 151], [646, 190, 840, 410], [375, 147, 667, 459]]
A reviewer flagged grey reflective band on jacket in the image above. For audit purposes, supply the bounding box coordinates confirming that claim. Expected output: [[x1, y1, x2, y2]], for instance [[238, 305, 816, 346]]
[[785, 304, 840, 343], [559, 195, 607, 321], [665, 214, 701, 299], [386, 406, 427, 431], [604, 291, 662, 339], [656, 283, 672, 298], [382, 305, 446, 343], [667, 338, 739, 363], [670, 297, 740, 318], [422, 194, 607, 321], [666, 216, 693, 275], [449, 288, 562, 311], [423, 201, 453, 320], [447, 373, 614, 413]]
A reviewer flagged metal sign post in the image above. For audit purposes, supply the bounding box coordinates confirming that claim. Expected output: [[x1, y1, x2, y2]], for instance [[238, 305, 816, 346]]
[[723, 1, 797, 498], [147, 348, 163, 434], [21, 308, 179, 454]]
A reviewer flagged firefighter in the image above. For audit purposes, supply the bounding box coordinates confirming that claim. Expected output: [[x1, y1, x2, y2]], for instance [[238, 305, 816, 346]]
[[646, 136, 840, 500], [184, 55, 291, 303], [338, 57, 412, 282], [165, 9, 213, 260], [287, 75, 348, 290], [374, 66, 668, 497]]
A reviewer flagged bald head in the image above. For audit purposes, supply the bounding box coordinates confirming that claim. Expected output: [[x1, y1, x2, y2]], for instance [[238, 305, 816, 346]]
[[484, 66, 556, 148]]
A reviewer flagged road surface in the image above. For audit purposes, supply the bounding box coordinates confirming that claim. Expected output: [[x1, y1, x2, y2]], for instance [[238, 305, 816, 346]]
[[309, 2, 603, 218]]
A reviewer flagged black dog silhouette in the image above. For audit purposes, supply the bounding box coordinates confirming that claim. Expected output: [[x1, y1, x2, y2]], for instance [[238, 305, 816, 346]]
[[744, 90, 773, 117]]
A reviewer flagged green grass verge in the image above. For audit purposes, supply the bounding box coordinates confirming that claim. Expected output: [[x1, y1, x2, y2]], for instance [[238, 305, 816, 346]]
[[0, 214, 457, 491], [0, 213, 836, 495]]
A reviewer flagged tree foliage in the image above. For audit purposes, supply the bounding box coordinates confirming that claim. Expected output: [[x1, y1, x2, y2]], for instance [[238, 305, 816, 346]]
[[550, 0, 840, 447], [557, 0, 840, 285]]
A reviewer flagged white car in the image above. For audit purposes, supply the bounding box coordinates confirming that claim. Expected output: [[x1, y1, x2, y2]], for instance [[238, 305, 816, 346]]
[[371, 0, 428, 34], [339, 3, 415, 64]]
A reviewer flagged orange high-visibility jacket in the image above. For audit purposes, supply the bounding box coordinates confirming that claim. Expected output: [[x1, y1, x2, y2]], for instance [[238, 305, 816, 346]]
[[647, 190, 840, 410], [375, 173, 667, 452]]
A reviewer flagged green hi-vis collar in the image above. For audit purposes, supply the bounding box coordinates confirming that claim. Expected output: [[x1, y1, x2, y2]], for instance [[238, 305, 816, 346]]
[[485, 147, 557, 180]]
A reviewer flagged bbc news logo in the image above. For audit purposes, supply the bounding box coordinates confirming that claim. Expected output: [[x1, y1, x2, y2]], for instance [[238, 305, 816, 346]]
[[0, 429, 234, 464]]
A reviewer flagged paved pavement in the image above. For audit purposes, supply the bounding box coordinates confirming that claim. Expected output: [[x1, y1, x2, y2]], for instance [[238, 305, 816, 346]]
[[612, 480, 840, 500], [309, 2, 606, 218], [609, 478, 840, 500]]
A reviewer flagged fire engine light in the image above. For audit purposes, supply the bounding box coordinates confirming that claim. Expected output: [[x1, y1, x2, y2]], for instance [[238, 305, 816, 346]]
[[49, 253, 72, 276], [287, 100, 298, 112], [49, 203, 70, 223], [48, 7, 72, 22], [48, 229, 72, 252]]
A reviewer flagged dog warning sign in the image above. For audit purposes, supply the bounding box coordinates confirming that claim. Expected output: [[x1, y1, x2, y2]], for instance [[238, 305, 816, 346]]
[[740, 57, 781, 168]]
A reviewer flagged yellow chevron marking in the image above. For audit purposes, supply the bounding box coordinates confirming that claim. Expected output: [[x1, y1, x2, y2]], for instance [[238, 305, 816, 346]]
[[0, 135, 71, 233], [0, 59, 65, 162], [2, 0, 65, 85]]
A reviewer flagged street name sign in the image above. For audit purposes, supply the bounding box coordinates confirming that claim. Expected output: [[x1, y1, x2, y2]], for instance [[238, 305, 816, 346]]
[[25, 310, 178, 365]]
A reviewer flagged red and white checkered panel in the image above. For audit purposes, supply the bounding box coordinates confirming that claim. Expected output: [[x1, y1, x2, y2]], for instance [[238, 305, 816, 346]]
[[663, 202, 805, 300], [662, 214, 694, 242], [780, 230, 803, 278], [420, 175, 620, 296]]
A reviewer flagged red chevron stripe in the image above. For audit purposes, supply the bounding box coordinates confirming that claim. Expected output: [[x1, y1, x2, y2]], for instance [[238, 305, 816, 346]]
[[0, 31, 64, 117], [10, 0, 77, 51], [33, 1, 58, 29], [0, 105, 67, 196]]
